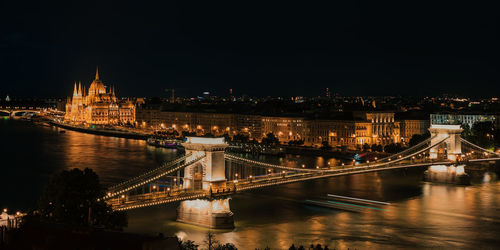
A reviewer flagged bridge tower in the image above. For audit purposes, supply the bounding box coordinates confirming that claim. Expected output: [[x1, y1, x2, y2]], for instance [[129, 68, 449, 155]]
[[429, 124, 463, 161], [178, 137, 234, 229], [181, 137, 228, 190]]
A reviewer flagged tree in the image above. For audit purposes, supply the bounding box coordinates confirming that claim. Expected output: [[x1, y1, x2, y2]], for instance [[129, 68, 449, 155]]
[[182, 131, 196, 138], [371, 144, 383, 152], [202, 232, 238, 250], [461, 123, 472, 138], [204, 231, 219, 250], [214, 243, 237, 250], [462, 121, 496, 150], [362, 143, 370, 151], [38, 168, 127, 230], [320, 141, 331, 150], [409, 132, 430, 147], [261, 133, 279, 145], [233, 133, 249, 143], [384, 143, 404, 154], [223, 133, 231, 143], [179, 239, 199, 250]]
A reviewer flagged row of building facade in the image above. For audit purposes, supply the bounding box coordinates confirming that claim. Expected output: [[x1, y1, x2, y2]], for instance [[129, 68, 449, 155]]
[[136, 109, 431, 148], [61, 70, 496, 149]]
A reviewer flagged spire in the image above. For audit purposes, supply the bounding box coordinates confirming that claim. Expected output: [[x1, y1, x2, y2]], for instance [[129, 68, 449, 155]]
[[78, 81, 82, 97], [95, 67, 99, 80], [73, 82, 77, 96]]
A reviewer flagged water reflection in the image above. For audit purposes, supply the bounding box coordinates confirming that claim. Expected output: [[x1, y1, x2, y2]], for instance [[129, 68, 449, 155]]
[[2, 120, 500, 249]]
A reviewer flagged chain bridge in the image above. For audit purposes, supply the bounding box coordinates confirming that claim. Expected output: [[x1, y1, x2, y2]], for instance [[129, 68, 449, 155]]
[[104, 124, 500, 228]]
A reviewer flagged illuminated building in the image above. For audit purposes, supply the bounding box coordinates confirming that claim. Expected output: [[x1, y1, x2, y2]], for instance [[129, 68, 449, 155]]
[[304, 112, 400, 148], [431, 113, 496, 129], [400, 119, 430, 143], [135, 109, 403, 148], [64, 68, 135, 125], [261, 116, 306, 141]]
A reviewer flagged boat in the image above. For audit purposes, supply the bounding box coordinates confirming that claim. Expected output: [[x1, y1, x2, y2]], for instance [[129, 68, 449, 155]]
[[146, 137, 184, 149]]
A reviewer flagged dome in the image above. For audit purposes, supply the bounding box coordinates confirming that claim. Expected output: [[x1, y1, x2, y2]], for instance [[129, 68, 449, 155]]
[[89, 79, 106, 95], [88, 68, 106, 95]]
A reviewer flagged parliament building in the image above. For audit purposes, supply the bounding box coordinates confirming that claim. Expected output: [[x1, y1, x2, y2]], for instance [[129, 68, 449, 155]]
[[64, 69, 135, 125]]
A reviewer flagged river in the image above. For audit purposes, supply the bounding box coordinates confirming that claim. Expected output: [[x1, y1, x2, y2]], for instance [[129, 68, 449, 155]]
[[1, 118, 500, 249]]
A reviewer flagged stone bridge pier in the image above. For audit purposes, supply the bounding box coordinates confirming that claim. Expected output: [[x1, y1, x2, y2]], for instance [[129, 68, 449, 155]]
[[177, 137, 234, 229]]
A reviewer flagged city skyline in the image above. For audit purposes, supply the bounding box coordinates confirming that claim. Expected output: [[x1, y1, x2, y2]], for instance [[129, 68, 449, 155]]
[[1, 1, 498, 98], [3, 1, 500, 249]]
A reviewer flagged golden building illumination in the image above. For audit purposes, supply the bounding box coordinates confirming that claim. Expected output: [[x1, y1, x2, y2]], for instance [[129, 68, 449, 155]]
[[64, 68, 135, 125]]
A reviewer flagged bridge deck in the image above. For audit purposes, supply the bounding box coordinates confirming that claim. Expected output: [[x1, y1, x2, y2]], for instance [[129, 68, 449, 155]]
[[106, 136, 500, 211]]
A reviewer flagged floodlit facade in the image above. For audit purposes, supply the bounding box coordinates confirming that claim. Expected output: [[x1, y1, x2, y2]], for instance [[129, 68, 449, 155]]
[[399, 119, 430, 143], [136, 109, 408, 148], [64, 69, 135, 125], [431, 114, 496, 128]]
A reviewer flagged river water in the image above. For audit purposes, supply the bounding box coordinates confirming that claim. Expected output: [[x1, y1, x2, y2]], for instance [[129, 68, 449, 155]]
[[2, 118, 500, 249]]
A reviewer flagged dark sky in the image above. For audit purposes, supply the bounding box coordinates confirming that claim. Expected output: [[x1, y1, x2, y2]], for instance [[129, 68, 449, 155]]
[[1, 1, 498, 98]]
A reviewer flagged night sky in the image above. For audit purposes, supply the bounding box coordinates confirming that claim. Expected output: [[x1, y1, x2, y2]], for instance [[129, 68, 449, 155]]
[[1, 1, 498, 98]]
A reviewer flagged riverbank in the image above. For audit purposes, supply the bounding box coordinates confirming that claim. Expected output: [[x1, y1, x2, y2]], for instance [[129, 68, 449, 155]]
[[4, 221, 179, 250], [49, 121, 149, 140]]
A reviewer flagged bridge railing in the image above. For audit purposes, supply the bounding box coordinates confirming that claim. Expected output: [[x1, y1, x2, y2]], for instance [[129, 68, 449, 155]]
[[224, 153, 321, 172], [235, 159, 454, 192], [322, 135, 449, 172], [374, 135, 437, 163], [108, 153, 193, 191], [226, 136, 449, 175], [106, 152, 206, 199], [460, 138, 500, 157]]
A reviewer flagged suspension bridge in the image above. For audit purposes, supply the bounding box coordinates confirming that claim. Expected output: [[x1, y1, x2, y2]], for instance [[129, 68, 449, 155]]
[[103, 124, 500, 228]]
